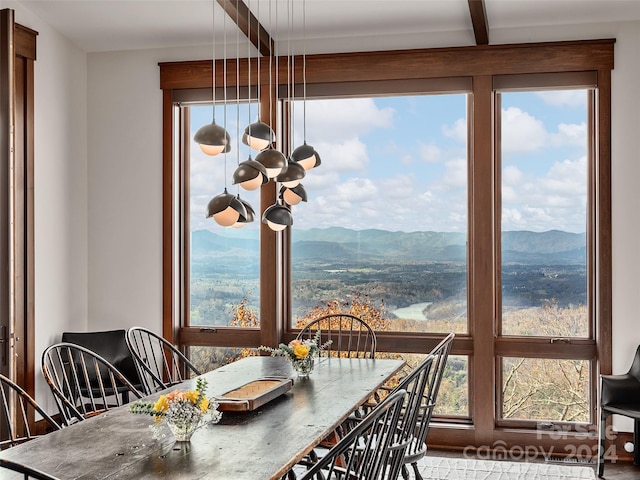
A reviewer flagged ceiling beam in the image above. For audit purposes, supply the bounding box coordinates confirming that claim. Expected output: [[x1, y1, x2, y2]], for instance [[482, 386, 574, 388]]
[[217, 0, 274, 57], [468, 0, 489, 45]]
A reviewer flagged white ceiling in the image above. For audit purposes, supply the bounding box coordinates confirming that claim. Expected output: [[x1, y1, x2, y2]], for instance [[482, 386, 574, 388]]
[[14, 0, 640, 54]]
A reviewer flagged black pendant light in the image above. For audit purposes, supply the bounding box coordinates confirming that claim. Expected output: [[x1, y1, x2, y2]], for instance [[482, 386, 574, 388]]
[[290, 0, 320, 171], [262, 202, 293, 231], [232, 195, 255, 228], [276, 160, 305, 188], [255, 146, 287, 178], [291, 142, 319, 170], [207, 188, 247, 227], [243, 121, 276, 151], [280, 184, 307, 206], [194, 0, 230, 156], [232, 157, 268, 191]]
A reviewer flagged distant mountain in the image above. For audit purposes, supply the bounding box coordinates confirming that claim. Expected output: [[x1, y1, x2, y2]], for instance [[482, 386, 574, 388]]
[[191, 228, 586, 265]]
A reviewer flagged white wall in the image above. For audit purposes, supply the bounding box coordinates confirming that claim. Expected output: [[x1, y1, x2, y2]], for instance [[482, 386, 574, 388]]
[[86, 44, 209, 333], [6, 1, 640, 426], [6, 1, 88, 411]]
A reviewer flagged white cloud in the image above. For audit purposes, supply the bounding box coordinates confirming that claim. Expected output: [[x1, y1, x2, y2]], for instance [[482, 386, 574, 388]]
[[443, 118, 466, 144], [501, 107, 547, 154], [379, 174, 415, 199], [551, 122, 587, 147], [419, 142, 441, 163], [537, 90, 587, 107], [442, 158, 467, 189], [502, 165, 524, 186], [304, 98, 394, 144], [501, 156, 587, 232], [313, 138, 369, 173]]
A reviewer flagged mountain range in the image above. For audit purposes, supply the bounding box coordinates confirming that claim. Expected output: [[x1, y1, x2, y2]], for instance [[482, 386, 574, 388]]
[[191, 227, 586, 265]]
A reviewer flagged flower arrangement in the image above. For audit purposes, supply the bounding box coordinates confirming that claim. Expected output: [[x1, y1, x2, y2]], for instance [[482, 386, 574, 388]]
[[129, 377, 222, 441], [259, 330, 331, 377]]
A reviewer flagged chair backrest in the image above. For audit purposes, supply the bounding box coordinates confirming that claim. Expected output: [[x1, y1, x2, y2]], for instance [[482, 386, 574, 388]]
[[401, 332, 455, 461], [61, 330, 143, 392], [0, 374, 61, 449], [0, 458, 60, 480], [126, 327, 201, 395], [299, 389, 409, 480], [296, 314, 377, 359], [41, 343, 143, 426]]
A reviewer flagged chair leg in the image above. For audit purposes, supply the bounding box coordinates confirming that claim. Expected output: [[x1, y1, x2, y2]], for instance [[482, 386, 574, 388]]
[[412, 461, 422, 480], [401, 464, 409, 480], [598, 412, 607, 478]]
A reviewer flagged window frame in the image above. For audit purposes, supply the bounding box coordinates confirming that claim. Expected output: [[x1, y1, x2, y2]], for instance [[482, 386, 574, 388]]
[[160, 39, 613, 451]]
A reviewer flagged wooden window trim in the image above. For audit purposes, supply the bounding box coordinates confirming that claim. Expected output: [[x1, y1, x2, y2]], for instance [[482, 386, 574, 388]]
[[161, 39, 613, 452]]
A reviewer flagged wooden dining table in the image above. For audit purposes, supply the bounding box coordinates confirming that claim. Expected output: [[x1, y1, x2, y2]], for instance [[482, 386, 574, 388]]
[[0, 355, 404, 480]]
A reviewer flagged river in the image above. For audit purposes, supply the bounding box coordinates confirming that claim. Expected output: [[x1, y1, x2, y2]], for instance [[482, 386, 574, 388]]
[[392, 302, 432, 321]]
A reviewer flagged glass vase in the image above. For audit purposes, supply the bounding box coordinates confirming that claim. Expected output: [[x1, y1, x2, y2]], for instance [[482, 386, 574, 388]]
[[292, 356, 315, 378], [166, 415, 202, 442]]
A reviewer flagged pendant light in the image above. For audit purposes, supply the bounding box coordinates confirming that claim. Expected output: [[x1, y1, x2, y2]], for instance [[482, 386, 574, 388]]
[[280, 184, 307, 206], [242, 0, 275, 151], [262, 201, 293, 231], [291, 0, 319, 170], [276, 160, 305, 188], [206, 0, 246, 227], [233, 157, 268, 190], [207, 188, 247, 227], [255, 146, 286, 178], [194, 0, 230, 156], [232, 195, 255, 228]]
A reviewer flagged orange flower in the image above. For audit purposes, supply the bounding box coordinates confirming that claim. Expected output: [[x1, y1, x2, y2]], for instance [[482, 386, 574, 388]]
[[289, 339, 302, 347]]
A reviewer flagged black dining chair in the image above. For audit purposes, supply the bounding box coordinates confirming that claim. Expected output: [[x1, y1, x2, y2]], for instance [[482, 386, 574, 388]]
[[61, 329, 143, 392], [41, 342, 143, 426], [296, 314, 377, 359], [598, 345, 640, 477], [0, 374, 61, 449], [0, 458, 60, 480], [398, 332, 454, 480], [296, 389, 409, 480], [341, 332, 454, 480], [126, 326, 201, 395]]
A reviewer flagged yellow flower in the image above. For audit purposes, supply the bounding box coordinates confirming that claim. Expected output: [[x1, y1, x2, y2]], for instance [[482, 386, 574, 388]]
[[199, 397, 210, 413], [185, 389, 200, 405], [293, 344, 310, 359], [153, 395, 169, 413]]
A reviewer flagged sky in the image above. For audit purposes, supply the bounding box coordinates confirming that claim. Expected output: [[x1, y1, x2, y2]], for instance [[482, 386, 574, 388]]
[[189, 88, 588, 235]]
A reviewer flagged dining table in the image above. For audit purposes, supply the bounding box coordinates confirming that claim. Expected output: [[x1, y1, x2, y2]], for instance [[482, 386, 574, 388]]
[[0, 355, 404, 480]]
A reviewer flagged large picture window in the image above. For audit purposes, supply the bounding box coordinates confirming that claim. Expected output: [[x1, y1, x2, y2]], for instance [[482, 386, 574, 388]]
[[162, 40, 613, 452]]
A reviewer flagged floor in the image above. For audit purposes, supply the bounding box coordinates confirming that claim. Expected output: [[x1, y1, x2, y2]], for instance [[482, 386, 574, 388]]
[[425, 449, 639, 480]]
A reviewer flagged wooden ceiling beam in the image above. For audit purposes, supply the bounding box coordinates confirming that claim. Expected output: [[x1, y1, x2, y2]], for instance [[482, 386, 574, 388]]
[[468, 0, 489, 45], [217, 0, 274, 57]]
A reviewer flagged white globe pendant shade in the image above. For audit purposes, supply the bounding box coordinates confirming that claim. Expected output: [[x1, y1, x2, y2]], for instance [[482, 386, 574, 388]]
[[255, 147, 287, 178], [206, 189, 247, 227], [291, 142, 319, 170], [232, 158, 268, 191], [194, 121, 231, 156], [280, 184, 307, 206], [243, 121, 275, 151], [262, 203, 293, 231], [276, 161, 306, 188], [232, 197, 255, 228]]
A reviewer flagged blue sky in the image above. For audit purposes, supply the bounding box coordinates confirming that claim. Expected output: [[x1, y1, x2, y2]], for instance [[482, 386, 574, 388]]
[[190, 88, 588, 234]]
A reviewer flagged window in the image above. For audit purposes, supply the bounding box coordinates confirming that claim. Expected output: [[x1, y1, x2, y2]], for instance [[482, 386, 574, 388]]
[[289, 94, 468, 337], [161, 40, 613, 452]]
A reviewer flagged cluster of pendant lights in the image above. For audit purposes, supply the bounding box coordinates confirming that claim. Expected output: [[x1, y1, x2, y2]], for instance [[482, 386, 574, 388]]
[[194, 0, 320, 231]]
